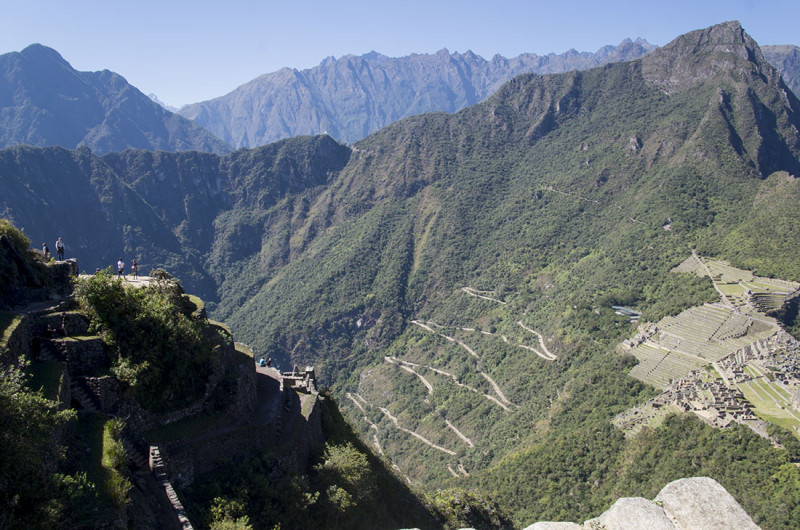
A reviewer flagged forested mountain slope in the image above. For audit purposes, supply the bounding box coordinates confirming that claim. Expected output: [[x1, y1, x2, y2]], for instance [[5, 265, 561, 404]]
[[178, 39, 657, 147], [211, 21, 800, 526], [0, 44, 231, 154], [2, 21, 800, 527]]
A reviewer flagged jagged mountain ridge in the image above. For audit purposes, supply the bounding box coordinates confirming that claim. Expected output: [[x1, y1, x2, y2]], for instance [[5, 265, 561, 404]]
[[2, 22, 800, 526], [763, 44, 800, 99], [0, 44, 231, 155], [178, 39, 657, 147]]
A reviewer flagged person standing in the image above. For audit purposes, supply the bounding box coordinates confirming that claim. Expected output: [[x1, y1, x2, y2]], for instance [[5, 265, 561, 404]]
[[41, 242, 49, 259], [131, 259, 138, 280], [117, 258, 125, 280], [55, 237, 65, 260]]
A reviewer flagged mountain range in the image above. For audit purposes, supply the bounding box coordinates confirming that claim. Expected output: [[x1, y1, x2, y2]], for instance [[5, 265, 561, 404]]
[[0, 44, 231, 155], [2, 21, 800, 527], [2, 39, 799, 156], [177, 39, 658, 147]]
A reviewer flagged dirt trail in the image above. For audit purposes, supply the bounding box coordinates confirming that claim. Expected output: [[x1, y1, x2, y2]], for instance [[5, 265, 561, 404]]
[[693, 250, 734, 308], [480, 372, 513, 406], [445, 419, 474, 448], [517, 321, 557, 360], [461, 287, 507, 305], [386, 356, 511, 412], [346, 393, 384, 455], [408, 322, 516, 409], [385, 356, 434, 394], [378, 407, 457, 456]]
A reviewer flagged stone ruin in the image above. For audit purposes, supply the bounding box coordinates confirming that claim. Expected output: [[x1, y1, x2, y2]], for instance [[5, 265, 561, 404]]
[[281, 365, 317, 394]]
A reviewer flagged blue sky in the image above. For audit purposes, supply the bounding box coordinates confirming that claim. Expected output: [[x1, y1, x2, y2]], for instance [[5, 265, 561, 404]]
[[1, 0, 797, 108]]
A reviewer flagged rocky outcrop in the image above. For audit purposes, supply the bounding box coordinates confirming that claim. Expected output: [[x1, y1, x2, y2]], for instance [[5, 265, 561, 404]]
[[524, 477, 760, 529]]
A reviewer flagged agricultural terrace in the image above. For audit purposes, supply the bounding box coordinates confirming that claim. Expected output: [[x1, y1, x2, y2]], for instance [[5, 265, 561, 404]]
[[736, 363, 800, 434], [626, 256, 791, 390]]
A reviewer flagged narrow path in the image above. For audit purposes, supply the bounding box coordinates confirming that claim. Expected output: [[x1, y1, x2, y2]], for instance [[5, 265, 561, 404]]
[[457, 461, 470, 477], [385, 356, 434, 394], [408, 321, 517, 408], [461, 287, 507, 305], [445, 419, 474, 448], [517, 321, 557, 360], [346, 393, 385, 456], [517, 343, 550, 360], [378, 407, 457, 456], [410, 320, 436, 333], [542, 185, 600, 204], [447, 465, 460, 478], [693, 250, 734, 308], [386, 357, 511, 412], [480, 372, 513, 406]]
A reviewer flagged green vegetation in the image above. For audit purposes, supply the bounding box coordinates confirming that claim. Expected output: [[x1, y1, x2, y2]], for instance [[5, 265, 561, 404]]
[[0, 362, 81, 527], [74, 270, 214, 412], [102, 418, 132, 508], [0, 311, 21, 348], [0, 218, 30, 253], [27, 360, 66, 401], [183, 394, 443, 529], [4, 25, 800, 529]]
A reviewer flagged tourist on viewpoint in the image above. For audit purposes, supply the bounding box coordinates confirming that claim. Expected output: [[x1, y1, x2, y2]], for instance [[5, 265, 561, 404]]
[[55, 237, 65, 260], [117, 258, 125, 279]]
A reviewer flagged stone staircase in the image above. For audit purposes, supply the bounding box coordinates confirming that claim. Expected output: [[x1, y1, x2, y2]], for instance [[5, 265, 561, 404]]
[[150, 445, 193, 529], [69, 377, 102, 412]]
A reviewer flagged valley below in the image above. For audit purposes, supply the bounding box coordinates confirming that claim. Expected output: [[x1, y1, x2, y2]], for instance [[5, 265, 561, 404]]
[[3, 20, 800, 529]]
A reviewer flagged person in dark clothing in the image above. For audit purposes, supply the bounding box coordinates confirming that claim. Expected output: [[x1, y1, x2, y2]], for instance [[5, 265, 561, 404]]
[[55, 237, 65, 260]]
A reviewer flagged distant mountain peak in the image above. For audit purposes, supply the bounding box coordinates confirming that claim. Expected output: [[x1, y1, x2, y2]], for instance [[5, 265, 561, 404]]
[[0, 44, 231, 154], [642, 20, 776, 93], [179, 39, 660, 147]]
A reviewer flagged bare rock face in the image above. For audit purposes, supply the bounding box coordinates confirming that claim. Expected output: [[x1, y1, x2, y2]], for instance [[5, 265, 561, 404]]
[[584, 497, 675, 530], [641, 20, 778, 94], [522, 477, 760, 530], [655, 477, 760, 530]]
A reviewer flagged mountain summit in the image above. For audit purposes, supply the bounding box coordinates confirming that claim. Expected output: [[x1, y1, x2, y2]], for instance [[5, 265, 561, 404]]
[[0, 44, 231, 154], [178, 39, 657, 147]]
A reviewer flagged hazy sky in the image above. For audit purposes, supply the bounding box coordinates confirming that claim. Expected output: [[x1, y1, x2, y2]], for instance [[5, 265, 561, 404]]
[[1, 0, 797, 108]]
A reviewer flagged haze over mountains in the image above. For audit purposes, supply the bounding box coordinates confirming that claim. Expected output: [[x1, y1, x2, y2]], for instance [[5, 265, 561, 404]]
[[0, 44, 231, 155], [1, 37, 798, 156], [2, 21, 800, 527], [178, 39, 658, 147]]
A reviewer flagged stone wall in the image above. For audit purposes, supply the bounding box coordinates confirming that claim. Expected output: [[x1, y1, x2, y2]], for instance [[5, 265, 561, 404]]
[[161, 389, 324, 487], [1, 313, 30, 369], [45, 336, 108, 376]]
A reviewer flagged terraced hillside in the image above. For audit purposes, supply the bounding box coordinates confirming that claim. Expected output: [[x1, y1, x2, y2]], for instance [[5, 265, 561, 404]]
[[618, 257, 800, 441], [626, 255, 796, 390]]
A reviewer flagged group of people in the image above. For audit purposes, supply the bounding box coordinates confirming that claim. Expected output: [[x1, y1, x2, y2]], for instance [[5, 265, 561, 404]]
[[41, 237, 66, 261], [116, 258, 138, 280], [43, 237, 140, 281]]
